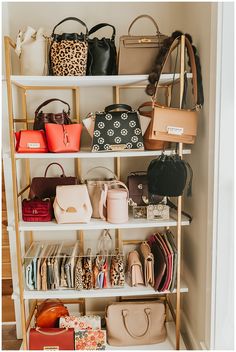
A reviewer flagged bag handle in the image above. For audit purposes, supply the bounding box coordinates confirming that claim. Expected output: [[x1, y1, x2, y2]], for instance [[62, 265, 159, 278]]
[[35, 99, 70, 115], [51, 17, 88, 37], [88, 23, 116, 40], [154, 35, 198, 108], [97, 230, 113, 255], [138, 101, 153, 112], [83, 166, 118, 182], [105, 104, 132, 113], [122, 308, 151, 338], [128, 15, 160, 36], [35, 327, 68, 335], [108, 180, 129, 196], [44, 163, 65, 178]]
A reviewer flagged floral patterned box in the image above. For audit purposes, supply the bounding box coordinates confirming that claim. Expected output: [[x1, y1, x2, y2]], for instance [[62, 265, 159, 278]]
[[75, 330, 106, 350], [59, 315, 101, 332]]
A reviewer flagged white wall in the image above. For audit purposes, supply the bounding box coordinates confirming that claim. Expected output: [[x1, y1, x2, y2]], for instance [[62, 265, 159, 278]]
[[2, 2, 222, 349]]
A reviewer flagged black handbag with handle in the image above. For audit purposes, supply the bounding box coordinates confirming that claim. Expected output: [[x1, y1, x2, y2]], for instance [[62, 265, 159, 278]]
[[147, 154, 193, 197], [92, 104, 144, 152], [33, 98, 72, 131], [87, 23, 117, 75]]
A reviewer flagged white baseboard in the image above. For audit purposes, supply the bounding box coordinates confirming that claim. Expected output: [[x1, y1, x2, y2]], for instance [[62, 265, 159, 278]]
[[181, 311, 202, 350]]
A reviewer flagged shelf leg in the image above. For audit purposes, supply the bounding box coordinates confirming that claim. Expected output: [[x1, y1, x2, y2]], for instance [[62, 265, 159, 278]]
[[5, 36, 28, 349]]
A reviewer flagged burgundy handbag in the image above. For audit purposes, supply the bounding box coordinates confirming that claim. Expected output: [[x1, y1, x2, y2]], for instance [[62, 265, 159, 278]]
[[29, 162, 77, 199], [29, 327, 74, 350], [33, 98, 72, 131], [22, 198, 53, 222]]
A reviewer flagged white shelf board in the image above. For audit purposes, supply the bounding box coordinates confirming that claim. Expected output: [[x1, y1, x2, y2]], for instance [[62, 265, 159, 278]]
[[8, 213, 190, 232], [12, 148, 191, 159], [10, 73, 192, 88], [17, 280, 188, 300], [108, 322, 186, 350]]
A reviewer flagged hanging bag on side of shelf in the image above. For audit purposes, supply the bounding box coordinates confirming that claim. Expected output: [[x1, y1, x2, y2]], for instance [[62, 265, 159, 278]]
[[118, 15, 169, 75], [147, 154, 193, 197], [15, 130, 48, 153], [87, 23, 117, 75], [92, 104, 144, 152], [106, 300, 166, 346], [15, 26, 48, 76], [138, 101, 170, 150], [29, 162, 78, 200], [147, 36, 203, 144], [49, 17, 89, 76], [45, 123, 83, 152], [33, 99, 72, 131], [82, 166, 118, 220], [53, 185, 92, 224], [29, 327, 74, 350]]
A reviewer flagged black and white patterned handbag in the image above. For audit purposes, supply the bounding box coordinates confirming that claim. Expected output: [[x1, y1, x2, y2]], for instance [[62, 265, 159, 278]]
[[92, 104, 144, 152]]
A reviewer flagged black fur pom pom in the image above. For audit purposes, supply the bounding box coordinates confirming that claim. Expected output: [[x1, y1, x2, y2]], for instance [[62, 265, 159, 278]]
[[185, 33, 193, 43], [146, 83, 156, 96]]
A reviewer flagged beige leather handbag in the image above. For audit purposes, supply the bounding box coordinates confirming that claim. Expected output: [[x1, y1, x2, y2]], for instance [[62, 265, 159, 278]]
[[53, 185, 92, 224], [82, 166, 118, 220], [106, 301, 166, 346], [15, 27, 48, 75], [118, 15, 168, 75], [148, 36, 200, 144]]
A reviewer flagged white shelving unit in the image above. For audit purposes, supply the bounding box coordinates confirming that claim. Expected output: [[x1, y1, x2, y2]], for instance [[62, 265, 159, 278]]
[[4, 35, 191, 350]]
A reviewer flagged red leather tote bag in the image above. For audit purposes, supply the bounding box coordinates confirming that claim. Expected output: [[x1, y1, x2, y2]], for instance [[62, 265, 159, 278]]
[[45, 123, 82, 152], [15, 130, 48, 153]]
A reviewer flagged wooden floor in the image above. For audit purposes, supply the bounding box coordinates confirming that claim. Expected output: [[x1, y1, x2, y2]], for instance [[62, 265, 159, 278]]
[[2, 325, 22, 351]]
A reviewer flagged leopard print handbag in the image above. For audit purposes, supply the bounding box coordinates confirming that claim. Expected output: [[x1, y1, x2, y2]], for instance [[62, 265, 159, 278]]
[[49, 17, 89, 76]]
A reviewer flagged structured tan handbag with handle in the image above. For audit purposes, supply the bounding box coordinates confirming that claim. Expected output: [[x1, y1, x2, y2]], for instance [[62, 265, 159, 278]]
[[82, 166, 118, 220], [118, 15, 169, 75], [148, 36, 201, 144], [106, 301, 166, 346]]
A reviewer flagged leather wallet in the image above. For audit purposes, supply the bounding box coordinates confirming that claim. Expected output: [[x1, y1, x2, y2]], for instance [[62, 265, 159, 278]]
[[148, 235, 166, 291], [155, 233, 172, 292], [140, 241, 154, 287]]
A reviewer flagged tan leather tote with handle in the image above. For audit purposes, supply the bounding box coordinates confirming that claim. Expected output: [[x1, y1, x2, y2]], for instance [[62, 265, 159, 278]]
[[118, 15, 169, 75], [106, 301, 166, 346], [148, 35, 201, 144]]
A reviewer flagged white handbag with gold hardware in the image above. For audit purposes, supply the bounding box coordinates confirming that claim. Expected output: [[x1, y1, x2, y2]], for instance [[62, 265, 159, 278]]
[[53, 185, 92, 224], [15, 26, 48, 75]]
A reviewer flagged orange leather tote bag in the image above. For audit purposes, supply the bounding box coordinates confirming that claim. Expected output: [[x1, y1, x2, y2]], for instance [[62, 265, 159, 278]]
[[148, 36, 202, 144], [45, 123, 82, 152], [15, 130, 48, 153], [35, 299, 69, 328]]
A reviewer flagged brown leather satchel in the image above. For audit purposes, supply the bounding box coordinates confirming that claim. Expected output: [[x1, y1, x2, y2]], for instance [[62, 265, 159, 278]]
[[35, 299, 69, 328], [138, 102, 169, 150], [29, 162, 77, 199], [148, 36, 201, 144], [118, 15, 169, 75], [33, 98, 72, 131]]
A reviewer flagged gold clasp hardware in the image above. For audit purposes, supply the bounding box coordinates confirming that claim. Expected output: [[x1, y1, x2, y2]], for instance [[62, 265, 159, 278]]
[[138, 38, 152, 43]]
